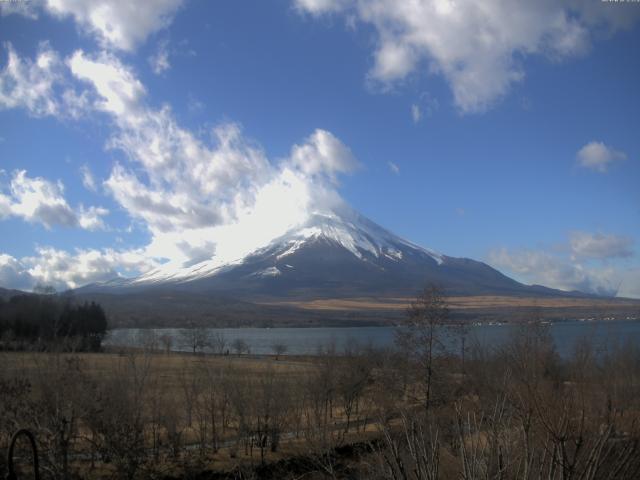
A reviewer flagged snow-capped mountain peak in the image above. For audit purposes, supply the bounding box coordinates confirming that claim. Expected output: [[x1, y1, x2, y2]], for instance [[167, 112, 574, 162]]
[[272, 210, 443, 264], [79, 204, 560, 300], [124, 207, 443, 287]]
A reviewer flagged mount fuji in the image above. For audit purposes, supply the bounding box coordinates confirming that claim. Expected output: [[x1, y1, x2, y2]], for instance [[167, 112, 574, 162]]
[[80, 207, 572, 300]]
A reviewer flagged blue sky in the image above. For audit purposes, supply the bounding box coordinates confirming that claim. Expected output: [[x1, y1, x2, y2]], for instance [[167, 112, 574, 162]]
[[0, 0, 638, 297]]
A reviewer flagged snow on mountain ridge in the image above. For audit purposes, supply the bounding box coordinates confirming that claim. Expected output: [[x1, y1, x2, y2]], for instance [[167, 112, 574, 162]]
[[273, 210, 443, 265], [116, 208, 443, 286]]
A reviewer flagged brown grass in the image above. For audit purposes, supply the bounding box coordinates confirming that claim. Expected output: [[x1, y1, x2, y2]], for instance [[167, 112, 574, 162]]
[[259, 295, 640, 311], [0, 350, 316, 383]]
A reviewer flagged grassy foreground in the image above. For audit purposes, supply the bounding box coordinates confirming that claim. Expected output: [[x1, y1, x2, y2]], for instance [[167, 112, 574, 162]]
[[2, 322, 640, 479]]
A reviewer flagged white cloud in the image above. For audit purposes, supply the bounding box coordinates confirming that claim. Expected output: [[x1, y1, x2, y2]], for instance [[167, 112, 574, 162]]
[[80, 164, 97, 191], [25, 246, 149, 289], [78, 205, 109, 231], [388, 161, 400, 175], [412, 93, 439, 123], [489, 247, 622, 297], [67, 51, 273, 233], [149, 39, 171, 74], [289, 129, 359, 182], [295, 0, 640, 113], [0, 42, 62, 117], [0, 254, 34, 291], [43, 0, 184, 51], [489, 230, 638, 298], [577, 141, 627, 172], [411, 104, 422, 123], [0, 246, 161, 291], [68, 50, 145, 116], [295, 0, 349, 15], [0, 170, 77, 228], [0, 1, 38, 19], [0, 169, 108, 230], [0, 42, 92, 119], [0, 46, 360, 287], [570, 231, 634, 260], [60, 49, 358, 274]]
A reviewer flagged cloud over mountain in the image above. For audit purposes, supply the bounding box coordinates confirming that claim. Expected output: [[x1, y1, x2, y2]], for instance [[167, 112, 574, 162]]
[[489, 230, 637, 297], [0, 45, 359, 289]]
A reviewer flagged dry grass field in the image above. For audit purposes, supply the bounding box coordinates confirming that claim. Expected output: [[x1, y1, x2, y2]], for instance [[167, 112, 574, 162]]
[[0, 349, 315, 380], [261, 294, 640, 312], [0, 349, 384, 478], [3, 317, 640, 479]]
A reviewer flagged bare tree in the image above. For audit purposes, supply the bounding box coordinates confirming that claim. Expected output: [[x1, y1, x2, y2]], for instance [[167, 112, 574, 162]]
[[180, 324, 211, 354], [232, 338, 249, 355], [271, 342, 288, 360], [395, 284, 449, 411], [137, 329, 158, 352], [336, 350, 371, 433], [84, 353, 152, 480], [159, 333, 173, 354], [210, 332, 227, 355], [30, 354, 89, 480], [375, 410, 441, 480]]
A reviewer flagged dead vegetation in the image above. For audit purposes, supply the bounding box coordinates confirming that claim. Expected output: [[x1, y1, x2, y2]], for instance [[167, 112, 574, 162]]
[[2, 290, 640, 479]]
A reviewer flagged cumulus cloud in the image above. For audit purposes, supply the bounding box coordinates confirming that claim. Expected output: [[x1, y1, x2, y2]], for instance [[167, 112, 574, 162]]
[[68, 50, 145, 117], [489, 247, 622, 297], [0, 42, 91, 119], [43, 0, 184, 51], [78, 205, 109, 231], [0, 170, 108, 230], [288, 129, 359, 182], [67, 51, 277, 235], [577, 141, 627, 172], [0, 254, 34, 291], [489, 230, 637, 297], [295, 0, 640, 113], [26, 246, 155, 289], [0, 246, 157, 291], [0, 170, 77, 228], [0, 42, 62, 117]]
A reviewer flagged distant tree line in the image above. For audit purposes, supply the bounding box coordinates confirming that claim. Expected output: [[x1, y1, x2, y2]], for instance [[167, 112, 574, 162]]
[[0, 294, 108, 351]]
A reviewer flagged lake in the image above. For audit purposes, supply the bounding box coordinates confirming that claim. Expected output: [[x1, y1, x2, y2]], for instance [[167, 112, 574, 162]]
[[105, 319, 640, 357]]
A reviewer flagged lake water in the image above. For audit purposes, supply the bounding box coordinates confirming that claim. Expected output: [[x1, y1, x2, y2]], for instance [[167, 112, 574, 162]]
[[105, 319, 640, 357]]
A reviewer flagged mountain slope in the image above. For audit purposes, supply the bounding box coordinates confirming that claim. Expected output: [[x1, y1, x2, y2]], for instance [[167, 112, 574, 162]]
[[80, 208, 586, 299]]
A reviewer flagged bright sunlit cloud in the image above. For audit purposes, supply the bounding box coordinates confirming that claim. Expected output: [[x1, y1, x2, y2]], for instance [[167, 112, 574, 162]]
[[294, 0, 640, 112]]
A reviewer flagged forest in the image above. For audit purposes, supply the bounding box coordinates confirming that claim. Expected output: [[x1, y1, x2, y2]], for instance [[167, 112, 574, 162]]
[[0, 294, 108, 352]]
